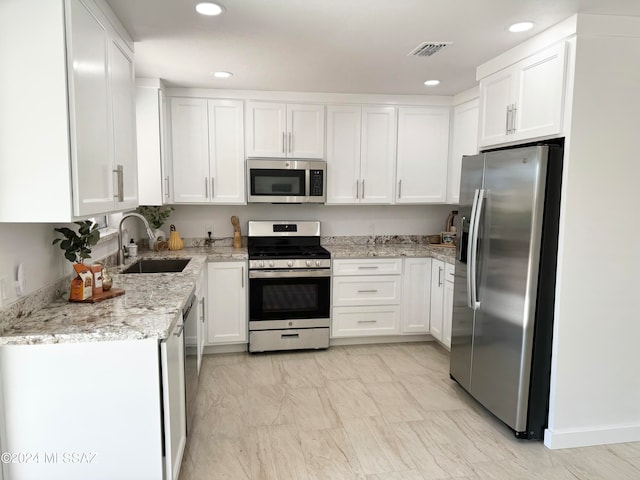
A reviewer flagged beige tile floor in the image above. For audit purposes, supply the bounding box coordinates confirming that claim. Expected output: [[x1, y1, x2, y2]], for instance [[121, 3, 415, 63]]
[[179, 342, 640, 480]]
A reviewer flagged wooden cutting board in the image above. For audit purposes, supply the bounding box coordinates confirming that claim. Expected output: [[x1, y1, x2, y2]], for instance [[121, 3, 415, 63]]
[[70, 288, 125, 303]]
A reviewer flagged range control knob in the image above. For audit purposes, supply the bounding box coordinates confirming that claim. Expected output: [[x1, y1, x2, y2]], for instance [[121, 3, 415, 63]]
[[315, 260, 321, 266], [258, 261, 265, 268], [287, 260, 294, 267], [268, 261, 274, 268], [306, 260, 312, 267]]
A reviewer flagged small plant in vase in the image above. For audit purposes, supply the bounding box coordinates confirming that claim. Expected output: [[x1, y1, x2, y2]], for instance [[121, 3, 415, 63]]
[[135, 205, 175, 240], [52, 220, 101, 264]]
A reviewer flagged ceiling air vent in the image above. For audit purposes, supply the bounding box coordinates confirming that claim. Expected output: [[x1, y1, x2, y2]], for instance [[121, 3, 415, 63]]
[[408, 42, 452, 57]]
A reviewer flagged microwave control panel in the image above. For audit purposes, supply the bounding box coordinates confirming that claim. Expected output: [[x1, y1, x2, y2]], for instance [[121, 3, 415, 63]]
[[310, 170, 324, 196]]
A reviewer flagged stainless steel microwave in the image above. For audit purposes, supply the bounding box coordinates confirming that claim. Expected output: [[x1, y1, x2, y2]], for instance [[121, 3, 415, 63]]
[[246, 158, 326, 204]]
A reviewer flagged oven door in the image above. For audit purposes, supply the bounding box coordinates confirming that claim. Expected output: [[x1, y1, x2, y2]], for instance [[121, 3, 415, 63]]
[[249, 269, 330, 329]]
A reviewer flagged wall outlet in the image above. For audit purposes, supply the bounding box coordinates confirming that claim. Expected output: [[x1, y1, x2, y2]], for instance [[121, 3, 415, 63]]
[[0, 276, 9, 305], [204, 224, 213, 239]]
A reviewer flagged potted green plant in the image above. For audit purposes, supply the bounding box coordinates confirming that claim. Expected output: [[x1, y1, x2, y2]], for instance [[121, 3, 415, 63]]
[[52, 220, 101, 263], [135, 205, 175, 239]]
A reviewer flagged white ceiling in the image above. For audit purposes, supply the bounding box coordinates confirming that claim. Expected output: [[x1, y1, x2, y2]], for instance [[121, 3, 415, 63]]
[[105, 0, 640, 96]]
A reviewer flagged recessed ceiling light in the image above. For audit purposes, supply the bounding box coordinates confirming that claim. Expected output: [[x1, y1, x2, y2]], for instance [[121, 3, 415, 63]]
[[424, 80, 440, 87], [195, 2, 224, 16], [508, 21, 534, 33], [211, 71, 233, 79]]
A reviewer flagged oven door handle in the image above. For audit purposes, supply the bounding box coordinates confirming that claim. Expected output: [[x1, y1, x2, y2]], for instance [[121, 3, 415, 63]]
[[249, 269, 331, 279]]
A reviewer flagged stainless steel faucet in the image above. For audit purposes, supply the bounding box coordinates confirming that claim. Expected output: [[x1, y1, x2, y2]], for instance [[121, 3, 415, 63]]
[[118, 213, 156, 266]]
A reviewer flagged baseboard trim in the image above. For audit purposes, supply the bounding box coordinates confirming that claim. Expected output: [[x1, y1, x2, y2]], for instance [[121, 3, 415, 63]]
[[544, 423, 640, 449]]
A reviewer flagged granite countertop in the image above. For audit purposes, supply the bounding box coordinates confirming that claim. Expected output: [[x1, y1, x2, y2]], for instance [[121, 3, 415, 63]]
[[0, 250, 210, 346], [0, 239, 456, 346], [325, 243, 456, 264]]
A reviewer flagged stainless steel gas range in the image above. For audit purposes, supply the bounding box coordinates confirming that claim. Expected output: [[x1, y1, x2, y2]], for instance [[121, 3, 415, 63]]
[[247, 221, 331, 353]]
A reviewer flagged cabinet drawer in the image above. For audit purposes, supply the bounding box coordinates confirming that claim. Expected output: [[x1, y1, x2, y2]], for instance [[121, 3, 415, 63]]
[[332, 306, 400, 337], [333, 275, 401, 306], [333, 258, 402, 276], [445, 263, 455, 282]]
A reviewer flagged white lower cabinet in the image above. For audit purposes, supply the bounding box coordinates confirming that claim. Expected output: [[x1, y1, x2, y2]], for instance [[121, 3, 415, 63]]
[[161, 319, 187, 480], [206, 261, 247, 345], [0, 336, 184, 479], [430, 260, 455, 349], [401, 258, 432, 334], [332, 259, 402, 337]]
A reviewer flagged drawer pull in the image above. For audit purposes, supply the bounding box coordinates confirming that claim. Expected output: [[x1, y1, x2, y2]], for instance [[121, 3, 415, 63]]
[[357, 289, 379, 293], [281, 333, 299, 339], [357, 320, 377, 324], [358, 266, 379, 270]]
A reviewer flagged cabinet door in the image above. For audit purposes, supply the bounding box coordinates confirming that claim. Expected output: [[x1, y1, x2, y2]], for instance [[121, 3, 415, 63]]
[[161, 321, 187, 480], [401, 258, 432, 334], [429, 259, 445, 342], [136, 85, 164, 205], [170, 98, 210, 203], [109, 38, 138, 210], [207, 262, 247, 344], [512, 42, 567, 142], [333, 275, 402, 307], [246, 102, 286, 157], [360, 107, 396, 204], [287, 104, 325, 158], [478, 68, 514, 148], [196, 267, 207, 373], [208, 99, 246, 204], [326, 106, 361, 204], [396, 107, 450, 204], [443, 279, 454, 350], [448, 98, 479, 204], [332, 305, 401, 337], [67, 0, 113, 217]]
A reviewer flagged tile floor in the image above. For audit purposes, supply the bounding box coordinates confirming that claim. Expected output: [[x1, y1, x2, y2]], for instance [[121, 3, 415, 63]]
[[179, 342, 640, 480]]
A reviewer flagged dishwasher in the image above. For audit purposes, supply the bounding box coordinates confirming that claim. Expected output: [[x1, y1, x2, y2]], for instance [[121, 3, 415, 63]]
[[183, 294, 198, 434]]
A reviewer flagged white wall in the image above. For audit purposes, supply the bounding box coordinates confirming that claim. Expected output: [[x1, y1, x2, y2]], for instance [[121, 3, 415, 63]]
[[164, 204, 454, 240], [545, 15, 640, 449]]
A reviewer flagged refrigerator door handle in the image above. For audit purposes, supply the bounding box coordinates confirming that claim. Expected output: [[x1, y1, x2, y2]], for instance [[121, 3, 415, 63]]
[[470, 189, 486, 310], [467, 188, 481, 309]]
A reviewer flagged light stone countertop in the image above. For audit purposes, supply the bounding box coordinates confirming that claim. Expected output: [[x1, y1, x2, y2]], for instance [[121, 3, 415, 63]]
[[325, 244, 456, 264], [0, 240, 456, 346]]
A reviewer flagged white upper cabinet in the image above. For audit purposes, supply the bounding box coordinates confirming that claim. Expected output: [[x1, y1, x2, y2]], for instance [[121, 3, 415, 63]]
[[136, 79, 169, 206], [170, 98, 245, 204], [246, 101, 324, 158], [396, 107, 450, 204], [478, 41, 568, 148], [326, 105, 396, 204], [0, 0, 137, 222], [447, 98, 479, 204]]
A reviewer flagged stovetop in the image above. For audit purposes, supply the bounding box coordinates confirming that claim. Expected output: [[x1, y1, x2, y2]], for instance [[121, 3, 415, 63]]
[[248, 245, 330, 260]]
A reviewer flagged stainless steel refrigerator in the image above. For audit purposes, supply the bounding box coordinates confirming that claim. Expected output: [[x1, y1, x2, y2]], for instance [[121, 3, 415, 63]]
[[450, 142, 563, 439]]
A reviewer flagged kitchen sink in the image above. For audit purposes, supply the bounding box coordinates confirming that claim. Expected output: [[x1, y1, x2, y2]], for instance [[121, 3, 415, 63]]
[[121, 258, 191, 274]]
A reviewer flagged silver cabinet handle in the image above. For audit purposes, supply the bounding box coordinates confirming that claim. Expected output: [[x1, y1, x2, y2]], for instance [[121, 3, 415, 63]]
[[357, 289, 379, 293], [164, 176, 170, 197], [358, 266, 379, 270], [438, 266, 443, 287], [357, 320, 377, 324], [356, 180, 360, 199], [200, 297, 205, 323], [362, 179, 365, 199], [113, 164, 124, 201], [288, 132, 292, 153], [241, 266, 244, 288], [282, 132, 286, 153], [505, 105, 511, 135], [205, 177, 208, 198], [398, 179, 402, 199], [174, 322, 185, 337], [511, 104, 517, 133], [211, 177, 215, 199]]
